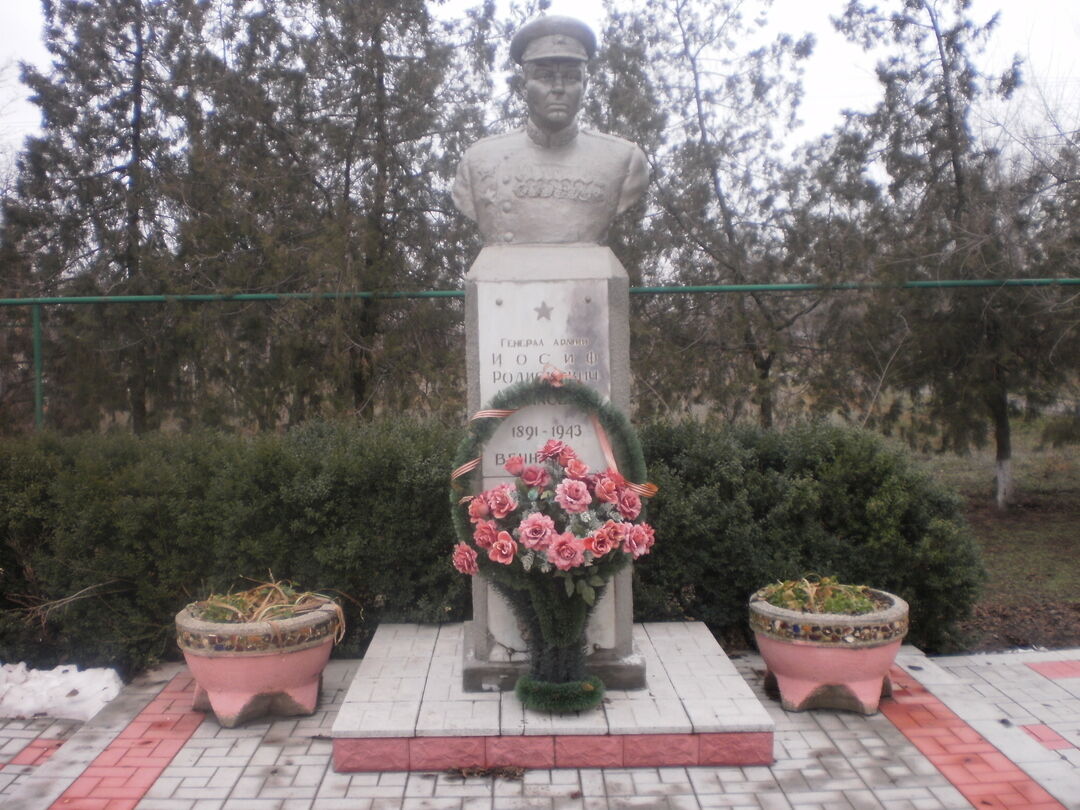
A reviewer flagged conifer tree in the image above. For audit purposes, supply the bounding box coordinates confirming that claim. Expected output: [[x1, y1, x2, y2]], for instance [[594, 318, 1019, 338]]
[[2, 0, 493, 430], [833, 0, 1068, 507], [170, 0, 493, 425], [589, 0, 821, 425], [5, 0, 204, 431]]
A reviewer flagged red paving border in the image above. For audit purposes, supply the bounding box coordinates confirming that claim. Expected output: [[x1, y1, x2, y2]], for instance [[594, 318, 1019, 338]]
[[5, 738, 65, 768], [882, 666, 1066, 810], [13, 662, 1078, 808], [47, 673, 204, 810], [1027, 660, 1080, 680], [1023, 724, 1076, 751], [333, 730, 775, 772]]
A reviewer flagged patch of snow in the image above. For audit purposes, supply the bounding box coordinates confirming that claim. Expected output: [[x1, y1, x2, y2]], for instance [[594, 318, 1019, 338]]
[[0, 662, 122, 721]]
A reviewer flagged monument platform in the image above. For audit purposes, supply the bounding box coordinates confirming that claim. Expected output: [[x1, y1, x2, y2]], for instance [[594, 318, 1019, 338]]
[[331, 621, 774, 772]]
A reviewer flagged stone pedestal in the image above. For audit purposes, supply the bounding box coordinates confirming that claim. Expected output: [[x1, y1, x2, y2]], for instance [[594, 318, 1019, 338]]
[[463, 244, 645, 691], [331, 622, 775, 771]]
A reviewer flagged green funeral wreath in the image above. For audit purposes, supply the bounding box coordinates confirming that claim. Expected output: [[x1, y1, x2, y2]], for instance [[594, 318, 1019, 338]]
[[449, 376, 648, 516], [448, 375, 652, 712]]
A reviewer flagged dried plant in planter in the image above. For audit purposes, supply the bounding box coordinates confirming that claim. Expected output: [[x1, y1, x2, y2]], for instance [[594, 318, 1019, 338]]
[[176, 578, 346, 727], [757, 575, 881, 616], [188, 579, 345, 641], [749, 575, 910, 715]]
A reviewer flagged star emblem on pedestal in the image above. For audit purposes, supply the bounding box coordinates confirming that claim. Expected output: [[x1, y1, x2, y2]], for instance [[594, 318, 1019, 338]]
[[535, 301, 553, 320]]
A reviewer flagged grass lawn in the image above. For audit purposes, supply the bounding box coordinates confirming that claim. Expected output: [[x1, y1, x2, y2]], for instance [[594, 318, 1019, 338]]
[[914, 418, 1080, 650]]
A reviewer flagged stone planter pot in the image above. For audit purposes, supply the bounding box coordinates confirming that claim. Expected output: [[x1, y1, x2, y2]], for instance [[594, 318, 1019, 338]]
[[748, 587, 909, 715], [175, 603, 340, 727]]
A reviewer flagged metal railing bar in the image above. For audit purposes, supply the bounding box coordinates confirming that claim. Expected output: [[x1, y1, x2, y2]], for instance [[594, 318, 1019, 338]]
[[2, 277, 1078, 308]]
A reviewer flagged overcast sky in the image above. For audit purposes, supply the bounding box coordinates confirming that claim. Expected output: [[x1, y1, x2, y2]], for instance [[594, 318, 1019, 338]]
[[2, 0, 1078, 161]]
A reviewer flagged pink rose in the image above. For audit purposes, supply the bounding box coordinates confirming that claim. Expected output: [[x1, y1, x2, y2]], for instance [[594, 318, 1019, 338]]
[[467, 496, 490, 523], [588, 520, 629, 557], [624, 523, 655, 559], [585, 533, 615, 557], [537, 439, 566, 462], [473, 519, 499, 549], [617, 489, 642, 520], [452, 543, 479, 575], [486, 484, 518, 519], [488, 531, 518, 565], [557, 445, 578, 466], [520, 465, 551, 489], [565, 458, 589, 480], [555, 478, 591, 513], [547, 532, 585, 571], [593, 474, 619, 504], [504, 455, 526, 476], [518, 512, 556, 551]]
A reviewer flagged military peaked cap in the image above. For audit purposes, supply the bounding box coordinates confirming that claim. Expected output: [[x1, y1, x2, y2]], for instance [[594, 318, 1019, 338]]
[[510, 15, 597, 64]]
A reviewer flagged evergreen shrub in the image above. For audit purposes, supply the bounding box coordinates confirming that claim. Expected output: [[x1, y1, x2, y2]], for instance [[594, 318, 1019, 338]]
[[636, 421, 985, 651], [0, 419, 983, 677], [0, 421, 467, 677]]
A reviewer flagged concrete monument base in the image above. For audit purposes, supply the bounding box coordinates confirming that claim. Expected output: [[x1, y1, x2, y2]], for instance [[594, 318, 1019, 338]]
[[461, 621, 646, 692], [331, 622, 775, 772], [464, 244, 642, 690]]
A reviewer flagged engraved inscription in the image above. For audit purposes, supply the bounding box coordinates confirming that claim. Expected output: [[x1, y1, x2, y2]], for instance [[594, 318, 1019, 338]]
[[487, 405, 607, 478], [488, 336, 603, 387], [477, 280, 610, 477]]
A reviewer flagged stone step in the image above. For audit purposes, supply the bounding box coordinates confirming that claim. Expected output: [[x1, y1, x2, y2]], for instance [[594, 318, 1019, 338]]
[[331, 621, 774, 771]]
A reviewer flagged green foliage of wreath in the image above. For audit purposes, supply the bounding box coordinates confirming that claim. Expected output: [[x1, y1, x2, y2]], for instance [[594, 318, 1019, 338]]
[[449, 377, 648, 551], [449, 378, 648, 600], [448, 377, 650, 698], [515, 673, 605, 713]]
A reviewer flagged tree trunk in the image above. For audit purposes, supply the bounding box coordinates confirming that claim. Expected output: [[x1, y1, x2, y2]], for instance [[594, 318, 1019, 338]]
[[986, 385, 1013, 510], [128, 342, 148, 434], [350, 21, 391, 417], [754, 349, 775, 429], [125, 5, 148, 432]]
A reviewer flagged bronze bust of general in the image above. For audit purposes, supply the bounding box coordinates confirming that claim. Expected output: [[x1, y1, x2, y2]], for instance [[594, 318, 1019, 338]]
[[452, 16, 648, 245]]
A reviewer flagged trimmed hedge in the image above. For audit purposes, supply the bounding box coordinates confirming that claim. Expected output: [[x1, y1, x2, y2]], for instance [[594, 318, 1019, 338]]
[[636, 421, 985, 651], [0, 420, 983, 677], [0, 421, 468, 677]]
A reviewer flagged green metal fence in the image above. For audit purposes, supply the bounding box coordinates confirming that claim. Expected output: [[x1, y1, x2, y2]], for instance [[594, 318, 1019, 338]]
[[4, 277, 1078, 429]]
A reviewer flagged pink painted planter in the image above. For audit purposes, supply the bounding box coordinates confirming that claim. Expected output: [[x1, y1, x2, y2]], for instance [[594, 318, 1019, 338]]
[[749, 587, 909, 715], [175, 602, 340, 727]]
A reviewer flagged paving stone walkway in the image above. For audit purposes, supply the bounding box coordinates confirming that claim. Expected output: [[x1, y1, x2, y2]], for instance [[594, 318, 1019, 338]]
[[1, 644, 1078, 809]]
